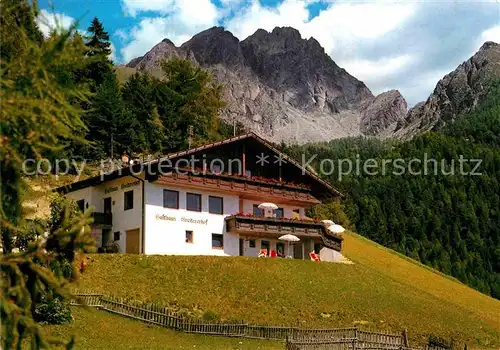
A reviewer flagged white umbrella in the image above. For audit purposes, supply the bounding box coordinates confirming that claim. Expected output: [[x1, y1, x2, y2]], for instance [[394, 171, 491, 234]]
[[278, 234, 300, 242], [279, 234, 300, 259], [327, 224, 345, 234], [258, 202, 278, 210], [321, 220, 335, 225]]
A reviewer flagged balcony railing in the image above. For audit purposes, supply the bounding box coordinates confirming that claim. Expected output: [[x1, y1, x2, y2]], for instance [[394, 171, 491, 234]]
[[225, 215, 343, 251], [155, 173, 321, 205], [91, 212, 113, 227]]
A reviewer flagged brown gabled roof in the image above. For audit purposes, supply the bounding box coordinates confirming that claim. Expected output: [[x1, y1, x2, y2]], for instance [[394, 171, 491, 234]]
[[56, 132, 343, 198]]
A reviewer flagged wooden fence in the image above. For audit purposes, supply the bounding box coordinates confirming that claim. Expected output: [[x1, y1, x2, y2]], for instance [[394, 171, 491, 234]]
[[71, 291, 414, 348]]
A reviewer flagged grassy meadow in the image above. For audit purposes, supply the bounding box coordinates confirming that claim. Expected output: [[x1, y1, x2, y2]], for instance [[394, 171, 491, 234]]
[[73, 232, 500, 348], [42, 307, 281, 349]]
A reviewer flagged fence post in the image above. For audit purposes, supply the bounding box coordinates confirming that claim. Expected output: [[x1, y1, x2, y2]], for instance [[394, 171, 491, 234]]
[[402, 328, 409, 348], [353, 328, 358, 350]]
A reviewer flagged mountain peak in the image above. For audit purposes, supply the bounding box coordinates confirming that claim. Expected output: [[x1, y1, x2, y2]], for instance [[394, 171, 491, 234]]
[[394, 38, 500, 139], [479, 41, 498, 52], [181, 26, 242, 67], [161, 38, 176, 47], [271, 26, 302, 39], [123, 26, 379, 142]]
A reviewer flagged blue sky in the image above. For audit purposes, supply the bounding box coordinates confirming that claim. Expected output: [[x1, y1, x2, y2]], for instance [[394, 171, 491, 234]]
[[37, 0, 500, 106]]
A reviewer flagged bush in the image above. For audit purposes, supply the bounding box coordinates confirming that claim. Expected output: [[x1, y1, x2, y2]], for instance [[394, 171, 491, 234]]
[[98, 242, 120, 253], [13, 219, 45, 251], [33, 294, 72, 325], [202, 310, 220, 321]]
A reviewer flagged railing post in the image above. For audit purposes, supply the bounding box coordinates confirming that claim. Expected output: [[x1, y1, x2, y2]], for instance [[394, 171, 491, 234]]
[[402, 328, 409, 348], [353, 328, 358, 350]]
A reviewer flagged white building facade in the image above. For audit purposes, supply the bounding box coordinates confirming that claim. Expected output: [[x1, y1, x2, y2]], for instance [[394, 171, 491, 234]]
[[60, 133, 343, 258]]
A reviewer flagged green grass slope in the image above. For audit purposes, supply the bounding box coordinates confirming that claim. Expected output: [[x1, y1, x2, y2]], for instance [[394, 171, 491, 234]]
[[42, 308, 280, 349], [76, 232, 500, 348]]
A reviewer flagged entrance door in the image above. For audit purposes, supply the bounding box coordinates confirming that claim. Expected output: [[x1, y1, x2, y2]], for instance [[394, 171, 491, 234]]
[[239, 239, 244, 256], [104, 197, 112, 213], [102, 229, 111, 248], [126, 228, 140, 254]]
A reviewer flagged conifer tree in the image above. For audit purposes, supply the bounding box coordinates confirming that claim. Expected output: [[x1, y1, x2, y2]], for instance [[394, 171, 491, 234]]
[[81, 17, 113, 88], [86, 17, 111, 57], [156, 58, 226, 150], [1, 1, 95, 347], [87, 72, 131, 158]]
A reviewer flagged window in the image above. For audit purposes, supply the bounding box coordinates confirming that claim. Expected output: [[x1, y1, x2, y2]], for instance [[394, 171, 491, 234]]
[[163, 189, 179, 209], [76, 199, 85, 212], [212, 234, 223, 249], [253, 204, 263, 216], [124, 190, 134, 210], [275, 208, 284, 218], [277, 242, 285, 256], [209, 196, 223, 214], [104, 197, 112, 213], [261, 240, 270, 251], [113, 232, 120, 241], [249, 240, 256, 248], [185, 230, 193, 243], [186, 193, 201, 212], [314, 243, 322, 254], [292, 209, 300, 219]]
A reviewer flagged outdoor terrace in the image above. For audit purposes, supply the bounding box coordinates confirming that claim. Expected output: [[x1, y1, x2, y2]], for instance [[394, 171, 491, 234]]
[[225, 214, 343, 252]]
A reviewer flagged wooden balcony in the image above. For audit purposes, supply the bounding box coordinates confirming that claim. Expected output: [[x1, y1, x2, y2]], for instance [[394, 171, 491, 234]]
[[91, 212, 112, 228], [225, 215, 343, 251], [155, 173, 321, 206]]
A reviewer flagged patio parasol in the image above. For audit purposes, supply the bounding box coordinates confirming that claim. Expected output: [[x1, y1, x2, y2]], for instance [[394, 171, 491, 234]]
[[258, 202, 279, 210], [258, 202, 279, 217], [321, 220, 335, 225], [279, 234, 300, 258], [327, 224, 345, 234]]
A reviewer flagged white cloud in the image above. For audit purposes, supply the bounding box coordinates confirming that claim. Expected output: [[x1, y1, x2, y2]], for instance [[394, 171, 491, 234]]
[[121, 0, 218, 20], [397, 69, 451, 108], [121, 18, 170, 62], [115, 29, 129, 42], [120, 0, 219, 63], [109, 42, 118, 63], [302, 2, 416, 54], [226, 0, 415, 47], [122, 0, 175, 17], [341, 55, 414, 94], [480, 25, 500, 43], [36, 9, 75, 38], [226, 0, 310, 41]]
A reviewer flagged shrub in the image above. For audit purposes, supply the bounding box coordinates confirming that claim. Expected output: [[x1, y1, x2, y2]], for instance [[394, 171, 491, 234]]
[[98, 243, 120, 253], [33, 294, 72, 325], [202, 310, 220, 321]]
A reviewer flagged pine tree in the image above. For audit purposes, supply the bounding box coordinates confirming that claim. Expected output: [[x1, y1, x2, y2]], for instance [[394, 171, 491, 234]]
[[87, 72, 131, 158], [156, 58, 226, 150], [0, 0, 44, 62], [85, 17, 111, 57], [1, 1, 95, 347], [121, 72, 165, 154], [81, 17, 113, 88]]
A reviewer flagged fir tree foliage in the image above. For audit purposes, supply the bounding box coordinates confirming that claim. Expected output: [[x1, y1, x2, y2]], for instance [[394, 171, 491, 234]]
[[1, 1, 96, 348], [85, 17, 111, 57], [81, 17, 113, 88]]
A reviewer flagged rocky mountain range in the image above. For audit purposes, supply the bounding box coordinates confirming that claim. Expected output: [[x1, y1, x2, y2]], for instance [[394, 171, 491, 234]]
[[394, 41, 500, 139], [122, 26, 499, 143]]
